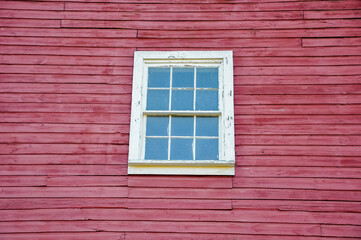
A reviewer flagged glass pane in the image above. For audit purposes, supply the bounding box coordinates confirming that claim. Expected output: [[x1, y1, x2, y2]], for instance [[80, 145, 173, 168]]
[[170, 138, 193, 160], [171, 116, 193, 136], [197, 68, 218, 88], [146, 89, 169, 110], [145, 138, 168, 160], [148, 68, 170, 88], [196, 139, 218, 160], [171, 90, 193, 110], [173, 68, 194, 88], [196, 117, 218, 137], [146, 116, 169, 136], [196, 90, 218, 111]]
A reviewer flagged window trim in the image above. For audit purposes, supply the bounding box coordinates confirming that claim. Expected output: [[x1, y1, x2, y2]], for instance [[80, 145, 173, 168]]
[[128, 51, 235, 175]]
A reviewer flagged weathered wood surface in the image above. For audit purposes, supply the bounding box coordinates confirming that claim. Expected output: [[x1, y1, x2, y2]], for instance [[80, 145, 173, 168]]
[[0, 0, 360, 239]]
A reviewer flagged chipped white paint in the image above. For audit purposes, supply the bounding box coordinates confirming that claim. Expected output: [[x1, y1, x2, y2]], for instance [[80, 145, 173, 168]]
[[128, 51, 235, 175]]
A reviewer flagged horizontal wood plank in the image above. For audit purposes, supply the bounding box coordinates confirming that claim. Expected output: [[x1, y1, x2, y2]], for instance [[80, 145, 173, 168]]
[[0, 46, 135, 57], [235, 156, 361, 167], [0, 19, 61, 28], [0, 74, 133, 84], [235, 75, 361, 85], [64, 1, 361, 12], [0, 154, 127, 165], [1, 46, 358, 57], [139, 28, 361, 39], [235, 125, 361, 135], [0, 187, 128, 198], [127, 198, 232, 210], [234, 104, 361, 115], [234, 66, 361, 76], [0, 26, 137, 38], [129, 187, 361, 201], [0, 65, 133, 75], [0, 1, 64, 10], [0, 123, 129, 133], [0, 209, 359, 225], [0, 36, 301, 47], [0, 165, 127, 175], [0, 198, 231, 210], [235, 145, 361, 156], [0, 113, 130, 124], [47, 176, 128, 186], [235, 115, 361, 124], [0, 9, 304, 21], [232, 199, 361, 212], [321, 225, 361, 238], [234, 95, 361, 105], [125, 232, 353, 240], [233, 177, 361, 190], [0, 220, 322, 235], [0, 176, 46, 186], [128, 176, 233, 188], [2, 55, 361, 66], [234, 85, 361, 94], [303, 37, 361, 47], [0, 103, 131, 113], [234, 167, 361, 178], [0, 133, 128, 144], [0, 144, 128, 154], [0, 55, 134, 66], [304, 9, 361, 19], [235, 135, 361, 146], [61, 19, 361, 30], [0, 233, 125, 240], [0, 198, 128, 210], [137, 46, 361, 56]]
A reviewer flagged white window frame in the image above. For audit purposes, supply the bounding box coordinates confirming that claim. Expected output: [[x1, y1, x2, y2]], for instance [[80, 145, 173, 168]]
[[128, 51, 235, 175]]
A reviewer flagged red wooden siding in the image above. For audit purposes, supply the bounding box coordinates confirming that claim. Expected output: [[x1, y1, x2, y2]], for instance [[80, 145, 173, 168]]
[[0, 0, 360, 239]]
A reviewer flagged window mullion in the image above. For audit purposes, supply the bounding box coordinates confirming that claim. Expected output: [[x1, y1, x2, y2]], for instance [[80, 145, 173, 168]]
[[193, 67, 196, 161], [169, 67, 173, 111], [193, 116, 196, 161]]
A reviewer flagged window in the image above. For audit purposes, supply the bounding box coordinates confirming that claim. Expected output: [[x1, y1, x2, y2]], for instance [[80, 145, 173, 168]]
[[128, 51, 235, 175]]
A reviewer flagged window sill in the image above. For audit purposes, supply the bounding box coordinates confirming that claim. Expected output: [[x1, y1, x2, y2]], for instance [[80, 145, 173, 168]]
[[128, 160, 235, 175]]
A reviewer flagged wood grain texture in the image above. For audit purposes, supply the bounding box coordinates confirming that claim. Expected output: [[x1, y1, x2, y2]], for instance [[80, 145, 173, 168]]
[[124, 233, 354, 240], [0, 221, 323, 235], [1, 209, 360, 225], [1, 0, 360, 238], [0, 233, 125, 240], [64, 1, 361, 12]]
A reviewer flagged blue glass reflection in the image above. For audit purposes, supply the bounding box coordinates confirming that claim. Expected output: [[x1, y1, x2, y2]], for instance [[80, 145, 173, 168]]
[[173, 68, 194, 88], [146, 116, 169, 136], [171, 116, 193, 136], [148, 68, 170, 88], [196, 117, 218, 137], [196, 90, 218, 110], [196, 139, 218, 160], [146, 89, 169, 110], [170, 138, 193, 160], [171, 90, 194, 110], [145, 138, 168, 160], [197, 68, 218, 88]]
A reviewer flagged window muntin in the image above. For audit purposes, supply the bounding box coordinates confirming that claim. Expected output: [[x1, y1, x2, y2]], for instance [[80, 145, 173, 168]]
[[128, 51, 234, 175]]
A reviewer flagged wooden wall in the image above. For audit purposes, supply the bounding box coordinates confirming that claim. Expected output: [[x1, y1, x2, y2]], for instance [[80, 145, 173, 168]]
[[0, 0, 361, 239]]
